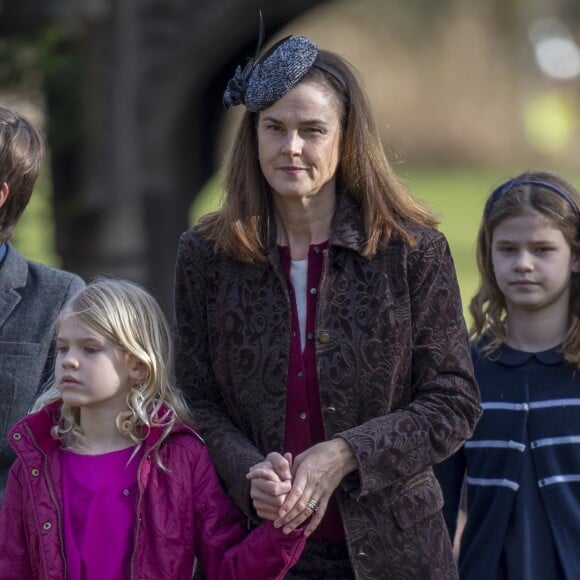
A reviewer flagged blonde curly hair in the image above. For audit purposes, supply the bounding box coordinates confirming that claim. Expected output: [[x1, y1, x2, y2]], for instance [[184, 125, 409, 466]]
[[35, 277, 192, 463]]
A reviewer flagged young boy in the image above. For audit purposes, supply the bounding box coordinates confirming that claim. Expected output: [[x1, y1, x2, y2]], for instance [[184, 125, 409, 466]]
[[0, 104, 84, 502]]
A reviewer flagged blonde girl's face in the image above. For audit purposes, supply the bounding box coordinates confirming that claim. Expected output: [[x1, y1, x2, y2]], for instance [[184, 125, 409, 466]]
[[491, 213, 580, 315], [55, 316, 141, 414]]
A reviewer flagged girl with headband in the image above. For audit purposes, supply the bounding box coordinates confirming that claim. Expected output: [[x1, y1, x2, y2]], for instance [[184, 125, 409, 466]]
[[435, 171, 580, 579], [174, 33, 481, 579]]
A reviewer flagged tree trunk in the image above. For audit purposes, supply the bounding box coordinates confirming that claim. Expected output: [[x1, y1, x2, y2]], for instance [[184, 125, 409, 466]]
[[43, 0, 327, 313]]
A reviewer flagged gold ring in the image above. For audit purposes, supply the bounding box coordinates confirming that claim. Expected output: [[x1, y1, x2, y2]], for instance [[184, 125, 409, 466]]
[[307, 498, 319, 512]]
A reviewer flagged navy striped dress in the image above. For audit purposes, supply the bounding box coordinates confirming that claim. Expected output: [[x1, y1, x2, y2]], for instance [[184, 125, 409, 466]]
[[435, 341, 580, 580]]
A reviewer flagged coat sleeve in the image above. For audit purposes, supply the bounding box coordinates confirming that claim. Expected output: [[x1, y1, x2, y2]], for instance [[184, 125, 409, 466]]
[[433, 446, 466, 541], [337, 233, 481, 495], [192, 444, 306, 580], [0, 461, 34, 579], [173, 232, 264, 515]]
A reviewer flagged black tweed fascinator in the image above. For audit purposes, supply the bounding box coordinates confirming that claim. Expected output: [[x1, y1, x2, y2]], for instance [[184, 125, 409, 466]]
[[223, 17, 319, 112]]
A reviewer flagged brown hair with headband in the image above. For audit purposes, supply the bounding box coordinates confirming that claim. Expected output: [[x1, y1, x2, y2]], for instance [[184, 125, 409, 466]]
[[470, 170, 580, 366]]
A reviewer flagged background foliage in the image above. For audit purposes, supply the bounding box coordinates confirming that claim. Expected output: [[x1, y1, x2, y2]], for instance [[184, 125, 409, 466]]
[[189, 168, 580, 322]]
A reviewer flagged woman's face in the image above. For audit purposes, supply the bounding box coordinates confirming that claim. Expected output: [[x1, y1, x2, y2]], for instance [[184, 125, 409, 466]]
[[257, 80, 342, 204]]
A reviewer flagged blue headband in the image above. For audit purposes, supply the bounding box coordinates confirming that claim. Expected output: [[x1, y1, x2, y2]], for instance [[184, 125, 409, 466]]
[[484, 178, 580, 220]]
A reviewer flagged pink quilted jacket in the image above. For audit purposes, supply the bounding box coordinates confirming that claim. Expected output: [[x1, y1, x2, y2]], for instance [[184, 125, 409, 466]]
[[0, 403, 306, 579]]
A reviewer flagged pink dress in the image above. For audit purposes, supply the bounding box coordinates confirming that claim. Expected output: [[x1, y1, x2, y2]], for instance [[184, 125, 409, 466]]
[[60, 446, 144, 579]]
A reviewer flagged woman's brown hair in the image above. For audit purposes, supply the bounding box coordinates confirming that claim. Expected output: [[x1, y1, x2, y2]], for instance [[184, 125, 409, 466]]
[[198, 49, 436, 262]]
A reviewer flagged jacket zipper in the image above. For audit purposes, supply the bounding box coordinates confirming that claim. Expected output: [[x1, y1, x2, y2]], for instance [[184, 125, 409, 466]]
[[129, 448, 150, 580], [24, 424, 68, 580]]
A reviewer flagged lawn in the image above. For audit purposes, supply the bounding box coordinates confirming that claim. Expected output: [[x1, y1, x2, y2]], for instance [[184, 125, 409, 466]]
[[12, 171, 60, 266], [402, 167, 500, 321], [189, 166, 534, 323], [17, 166, 580, 325], [403, 167, 580, 323]]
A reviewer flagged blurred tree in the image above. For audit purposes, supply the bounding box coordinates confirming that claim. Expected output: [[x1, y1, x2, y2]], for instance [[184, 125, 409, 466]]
[[5, 0, 576, 313], [0, 0, 328, 312]]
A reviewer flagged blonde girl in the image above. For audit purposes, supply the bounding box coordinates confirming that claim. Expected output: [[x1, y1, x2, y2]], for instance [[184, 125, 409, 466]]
[[435, 171, 580, 580], [0, 278, 305, 579]]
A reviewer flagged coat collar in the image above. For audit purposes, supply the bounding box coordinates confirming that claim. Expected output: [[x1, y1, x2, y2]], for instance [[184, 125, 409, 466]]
[[0, 243, 28, 288], [265, 193, 367, 256], [9, 402, 63, 454], [329, 193, 367, 254], [494, 342, 564, 367], [9, 400, 199, 454], [0, 244, 28, 329]]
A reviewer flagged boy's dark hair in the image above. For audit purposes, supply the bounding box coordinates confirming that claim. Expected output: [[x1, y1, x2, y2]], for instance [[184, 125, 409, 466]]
[[0, 105, 44, 243]]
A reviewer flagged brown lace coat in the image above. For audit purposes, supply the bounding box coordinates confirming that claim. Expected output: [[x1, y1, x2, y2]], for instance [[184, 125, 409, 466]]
[[173, 195, 481, 579]]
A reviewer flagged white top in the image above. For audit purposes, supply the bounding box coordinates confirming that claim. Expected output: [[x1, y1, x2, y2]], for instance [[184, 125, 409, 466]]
[[290, 258, 308, 352]]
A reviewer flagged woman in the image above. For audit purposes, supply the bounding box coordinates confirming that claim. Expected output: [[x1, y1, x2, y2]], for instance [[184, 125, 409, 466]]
[[173, 34, 481, 579]]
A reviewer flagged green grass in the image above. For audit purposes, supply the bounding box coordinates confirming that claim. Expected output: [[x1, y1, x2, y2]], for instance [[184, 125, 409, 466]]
[[12, 170, 60, 266], [404, 168, 580, 321], [190, 167, 580, 323], [401, 167, 499, 318], [16, 166, 580, 324], [190, 167, 506, 321]]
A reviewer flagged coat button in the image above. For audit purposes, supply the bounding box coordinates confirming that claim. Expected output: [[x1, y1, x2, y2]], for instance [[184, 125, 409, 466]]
[[43, 522, 52, 531], [31, 469, 40, 477], [12, 433, 21, 440], [355, 551, 368, 560], [323, 406, 337, 416], [319, 332, 331, 343]]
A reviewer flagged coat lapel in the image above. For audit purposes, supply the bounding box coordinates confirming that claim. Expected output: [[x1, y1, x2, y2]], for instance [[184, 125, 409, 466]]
[[0, 244, 27, 330]]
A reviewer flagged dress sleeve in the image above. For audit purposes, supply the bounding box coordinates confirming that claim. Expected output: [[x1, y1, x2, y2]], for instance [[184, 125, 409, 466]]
[[337, 233, 481, 495], [173, 232, 264, 515], [0, 461, 34, 579], [192, 444, 306, 580]]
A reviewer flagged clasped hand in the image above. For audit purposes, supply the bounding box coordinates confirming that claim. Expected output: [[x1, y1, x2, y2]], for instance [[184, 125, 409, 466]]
[[246, 439, 356, 536]]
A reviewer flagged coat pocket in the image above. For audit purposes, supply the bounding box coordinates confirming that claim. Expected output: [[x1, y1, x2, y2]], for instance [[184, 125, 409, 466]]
[[0, 341, 44, 435], [388, 471, 444, 530]]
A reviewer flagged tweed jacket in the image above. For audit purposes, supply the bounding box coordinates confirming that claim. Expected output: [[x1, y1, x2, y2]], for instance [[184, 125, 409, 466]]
[[174, 194, 482, 579], [0, 402, 306, 579], [0, 244, 84, 501]]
